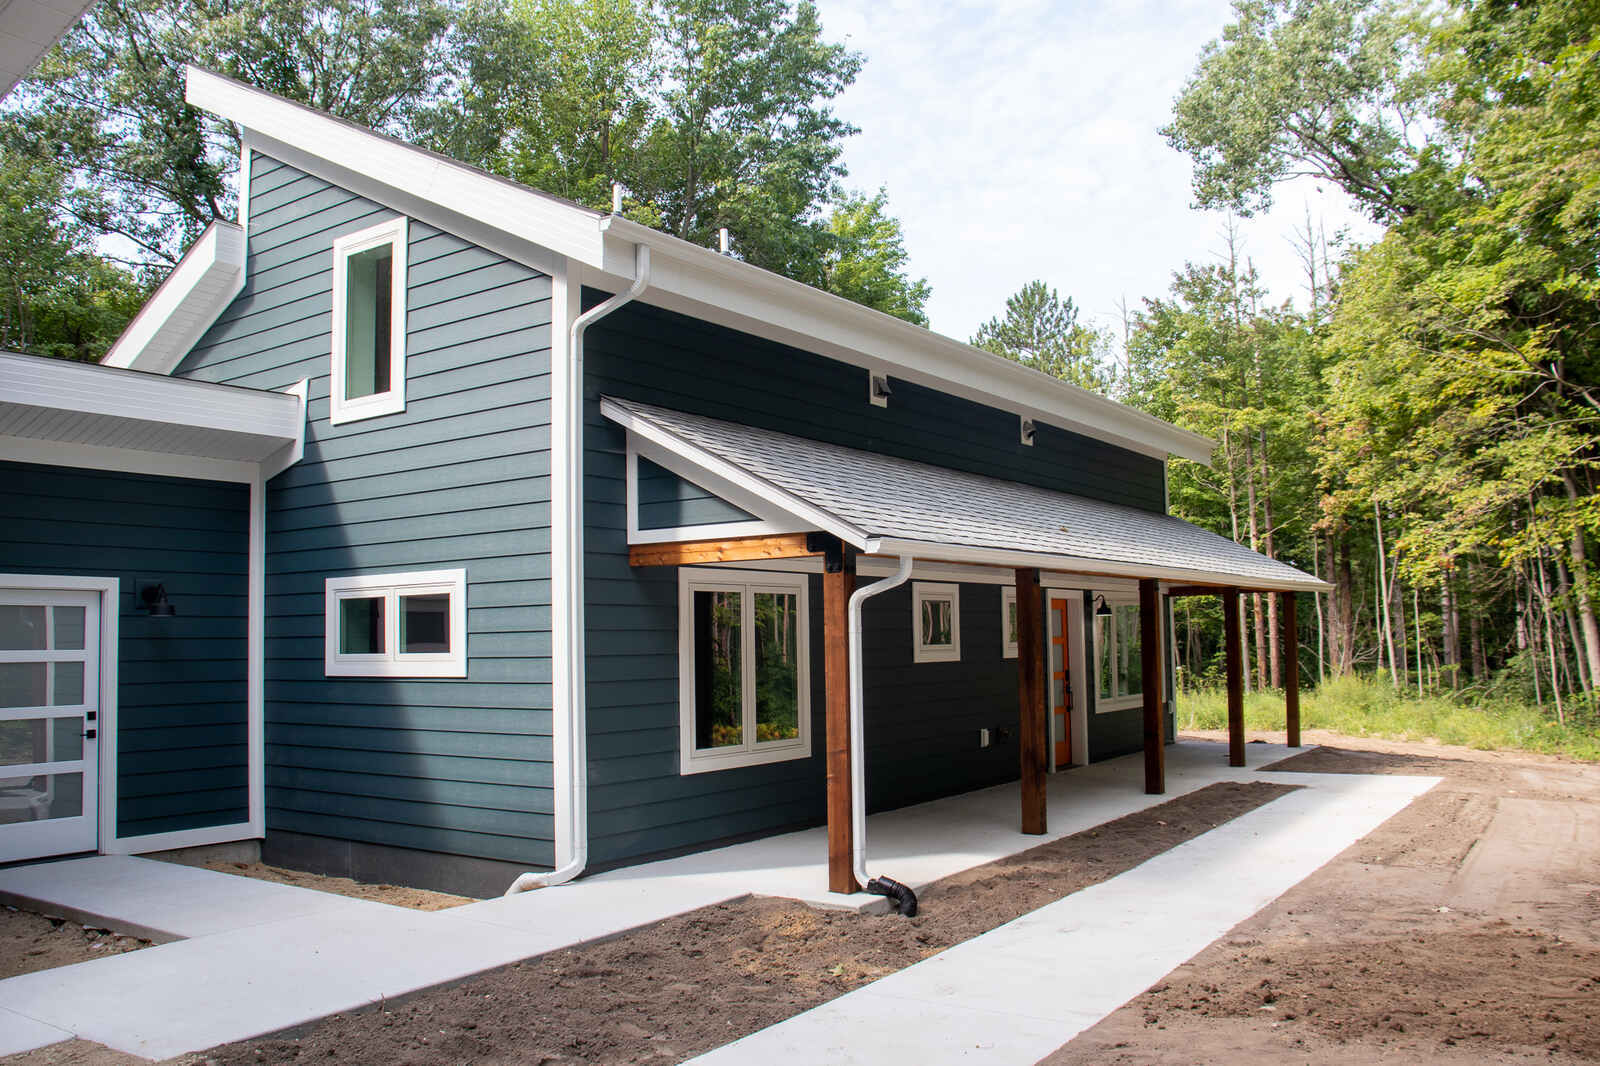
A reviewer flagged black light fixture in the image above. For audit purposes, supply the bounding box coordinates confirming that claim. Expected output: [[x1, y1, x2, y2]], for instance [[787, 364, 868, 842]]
[[1093, 594, 1113, 618], [139, 582, 177, 618]]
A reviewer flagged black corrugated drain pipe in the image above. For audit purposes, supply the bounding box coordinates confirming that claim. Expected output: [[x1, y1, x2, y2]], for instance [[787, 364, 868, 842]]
[[866, 875, 918, 917]]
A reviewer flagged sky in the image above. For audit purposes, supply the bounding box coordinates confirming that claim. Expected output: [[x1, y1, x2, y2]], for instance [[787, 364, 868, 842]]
[[820, 0, 1383, 345]]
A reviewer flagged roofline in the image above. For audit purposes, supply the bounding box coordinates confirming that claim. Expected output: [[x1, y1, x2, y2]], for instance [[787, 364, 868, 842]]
[[102, 221, 244, 373], [184, 66, 1216, 465]]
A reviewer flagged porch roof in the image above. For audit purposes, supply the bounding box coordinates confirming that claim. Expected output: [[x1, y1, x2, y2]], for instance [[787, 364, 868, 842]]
[[602, 396, 1328, 593]]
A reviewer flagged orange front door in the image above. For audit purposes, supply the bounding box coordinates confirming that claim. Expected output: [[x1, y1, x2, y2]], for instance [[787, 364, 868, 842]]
[[1049, 597, 1072, 769]]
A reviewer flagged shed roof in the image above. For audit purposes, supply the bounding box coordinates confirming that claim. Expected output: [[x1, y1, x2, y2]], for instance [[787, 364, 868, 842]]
[[603, 397, 1327, 593]]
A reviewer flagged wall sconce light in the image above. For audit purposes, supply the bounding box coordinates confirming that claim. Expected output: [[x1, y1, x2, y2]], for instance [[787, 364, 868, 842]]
[[1094, 594, 1113, 618], [139, 582, 177, 618]]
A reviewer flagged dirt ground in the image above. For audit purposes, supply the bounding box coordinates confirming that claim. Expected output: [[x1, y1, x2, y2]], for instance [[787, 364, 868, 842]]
[[0, 907, 151, 980], [168, 859, 474, 911], [138, 779, 1288, 1066], [1045, 734, 1600, 1064]]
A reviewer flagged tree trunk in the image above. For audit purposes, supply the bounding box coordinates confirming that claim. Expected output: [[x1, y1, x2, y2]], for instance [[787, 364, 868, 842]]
[[1312, 533, 1327, 684], [1560, 470, 1600, 693], [1260, 430, 1281, 689], [1374, 503, 1399, 686], [1467, 560, 1487, 681], [1245, 437, 1267, 689], [1554, 557, 1592, 699]]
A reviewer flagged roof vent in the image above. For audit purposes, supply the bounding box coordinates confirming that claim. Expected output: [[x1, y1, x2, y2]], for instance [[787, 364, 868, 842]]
[[612, 183, 624, 214], [719, 227, 731, 255], [869, 371, 892, 408], [1020, 417, 1036, 446]]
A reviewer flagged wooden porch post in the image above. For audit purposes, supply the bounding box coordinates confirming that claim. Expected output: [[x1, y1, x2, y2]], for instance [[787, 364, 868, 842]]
[[824, 548, 857, 893], [1223, 589, 1245, 767], [1281, 590, 1301, 748], [1016, 567, 1047, 834], [1140, 578, 1165, 794]]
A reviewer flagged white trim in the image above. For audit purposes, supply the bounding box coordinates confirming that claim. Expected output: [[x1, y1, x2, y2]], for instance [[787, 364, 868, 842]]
[[185, 67, 1215, 465], [0, 435, 257, 484], [677, 567, 812, 775], [262, 379, 309, 480], [1047, 587, 1091, 767], [329, 217, 408, 425], [105, 821, 257, 856], [247, 475, 265, 835], [912, 581, 961, 663], [1001, 585, 1019, 659], [625, 445, 806, 545], [550, 261, 577, 870], [323, 569, 467, 678], [101, 222, 245, 373]]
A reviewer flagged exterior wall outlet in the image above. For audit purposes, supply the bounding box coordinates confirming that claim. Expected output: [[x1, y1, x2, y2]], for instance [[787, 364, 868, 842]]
[[979, 728, 991, 748]]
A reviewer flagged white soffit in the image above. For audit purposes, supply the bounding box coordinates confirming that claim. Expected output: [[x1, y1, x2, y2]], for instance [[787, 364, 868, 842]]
[[0, 0, 93, 98], [0, 349, 303, 463], [101, 221, 245, 374], [184, 66, 1215, 465]]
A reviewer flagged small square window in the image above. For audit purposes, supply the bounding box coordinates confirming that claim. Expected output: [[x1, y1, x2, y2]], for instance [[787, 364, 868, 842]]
[[325, 570, 465, 677], [1001, 586, 1019, 659], [330, 218, 407, 425], [912, 582, 961, 663]]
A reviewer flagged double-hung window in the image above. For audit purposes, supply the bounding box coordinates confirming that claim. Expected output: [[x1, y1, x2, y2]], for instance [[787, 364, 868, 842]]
[[325, 569, 466, 677], [1094, 597, 1143, 711], [679, 568, 810, 774], [330, 218, 407, 424]]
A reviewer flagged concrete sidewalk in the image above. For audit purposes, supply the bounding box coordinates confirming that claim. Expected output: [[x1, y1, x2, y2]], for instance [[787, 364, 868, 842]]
[[0, 741, 1433, 1061]]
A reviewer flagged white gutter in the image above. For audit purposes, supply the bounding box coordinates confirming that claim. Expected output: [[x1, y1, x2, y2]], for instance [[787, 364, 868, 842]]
[[506, 242, 652, 895], [848, 554, 914, 888]]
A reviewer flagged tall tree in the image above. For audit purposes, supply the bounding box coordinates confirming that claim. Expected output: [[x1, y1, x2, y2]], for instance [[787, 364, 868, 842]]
[[818, 189, 931, 326], [973, 280, 1112, 392]]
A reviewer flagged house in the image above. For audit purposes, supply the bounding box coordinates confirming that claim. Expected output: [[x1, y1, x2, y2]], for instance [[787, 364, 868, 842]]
[[0, 68, 1325, 898]]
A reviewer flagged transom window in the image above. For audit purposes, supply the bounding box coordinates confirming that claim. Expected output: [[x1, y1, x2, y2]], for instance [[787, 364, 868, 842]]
[[678, 568, 810, 774], [912, 582, 961, 663], [330, 217, 407, 425], [325, 569, 465, 677], [1094, 597, 1143, 711]]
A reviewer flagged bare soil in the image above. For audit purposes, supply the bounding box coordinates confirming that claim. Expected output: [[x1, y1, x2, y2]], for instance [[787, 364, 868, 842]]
[[166, 779, 1292, 1066], [0, 906, 151, 980], [170, 860, 474, 911], [1045, 735, 1600, 1065]]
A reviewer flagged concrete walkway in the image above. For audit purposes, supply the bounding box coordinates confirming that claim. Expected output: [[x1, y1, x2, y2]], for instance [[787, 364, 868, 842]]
[[0, 742, 1435, 1061]]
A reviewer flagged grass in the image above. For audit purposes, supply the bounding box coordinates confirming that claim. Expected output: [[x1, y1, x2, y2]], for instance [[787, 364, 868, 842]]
[[1176, 674, 1600, 761]]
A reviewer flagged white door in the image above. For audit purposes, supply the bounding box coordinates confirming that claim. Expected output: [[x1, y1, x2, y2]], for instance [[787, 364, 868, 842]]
[[0, 589, 100, 862]]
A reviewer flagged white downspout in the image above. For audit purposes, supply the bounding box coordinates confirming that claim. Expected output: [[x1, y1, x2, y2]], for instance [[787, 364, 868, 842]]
[[848, 554, 914, 888], [506, 242, 652, 895]]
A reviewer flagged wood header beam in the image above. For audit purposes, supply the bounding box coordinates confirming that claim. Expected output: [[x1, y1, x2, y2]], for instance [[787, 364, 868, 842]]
[[630, 533, 821, 568]]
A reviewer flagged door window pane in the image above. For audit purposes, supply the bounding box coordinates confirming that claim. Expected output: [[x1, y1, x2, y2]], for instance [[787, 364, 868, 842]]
[[0, 718, 85, 764], [0, 606, 46, 651], [0, 663, 47, 708], [754, 592, 800, 743], [0, 772, 82, 824], [693, 590, 742, 749], [400, 594, 450, 654], [52, 607, 86, 651], [339, 597, 385, 655], [52, 661, 85, 706]]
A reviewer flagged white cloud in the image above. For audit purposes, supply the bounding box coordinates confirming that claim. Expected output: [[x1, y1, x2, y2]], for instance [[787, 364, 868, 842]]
[[820, 0, 1383, 341]]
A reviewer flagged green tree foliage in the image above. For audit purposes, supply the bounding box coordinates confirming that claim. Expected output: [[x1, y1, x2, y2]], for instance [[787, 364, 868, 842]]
[[972, 280, 1112, 392], [819, 190, 931, 325]]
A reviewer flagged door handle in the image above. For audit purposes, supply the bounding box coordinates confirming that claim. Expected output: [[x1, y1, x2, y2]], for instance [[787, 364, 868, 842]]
[[82, 729, 96, 740]]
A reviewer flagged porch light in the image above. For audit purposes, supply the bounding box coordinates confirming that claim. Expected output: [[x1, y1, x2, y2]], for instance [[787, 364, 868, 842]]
[[1094, 594, 1113, 618], [139, 583, 177, 617]]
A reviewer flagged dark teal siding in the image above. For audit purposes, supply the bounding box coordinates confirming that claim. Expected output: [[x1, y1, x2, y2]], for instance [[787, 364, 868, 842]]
[[583, 296, 1167, 867], [173, 152, 553, 869], [0, 462, 249, 838], [635, 457, 753, 530]]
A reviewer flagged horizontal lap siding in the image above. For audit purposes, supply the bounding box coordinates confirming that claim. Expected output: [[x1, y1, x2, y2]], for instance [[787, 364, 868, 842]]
[[583, 297, 1159, 866], [0, 463, 249, 838], [173, 152, 553, 868], [635, 456, 754, 529]]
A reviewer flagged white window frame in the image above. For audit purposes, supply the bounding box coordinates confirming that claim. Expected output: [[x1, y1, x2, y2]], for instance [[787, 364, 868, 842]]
[[912, 581, 961, 663], [329, 217, 408, 425], [1093, 593, 1143, 713], [678, 567, 812, 775], [324, 569, 466, 678], [1001, 585, 1019, 659]]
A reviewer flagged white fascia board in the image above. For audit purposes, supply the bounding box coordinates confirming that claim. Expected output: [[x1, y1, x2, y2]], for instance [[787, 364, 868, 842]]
[[2, 350, 303, 446], [186, 67, 604, 272], [102, 221, 245, 374], [869, 537, 1333, 593], [599, 219, 1217, 466]]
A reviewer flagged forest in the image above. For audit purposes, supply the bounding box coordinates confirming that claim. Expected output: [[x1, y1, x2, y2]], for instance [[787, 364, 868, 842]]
[[2, 0, 1596, 752]]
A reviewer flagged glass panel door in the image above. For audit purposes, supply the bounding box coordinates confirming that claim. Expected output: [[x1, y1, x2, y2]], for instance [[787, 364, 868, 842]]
[[1048, 597, 1072, 769], [0, 589, 99, 862]]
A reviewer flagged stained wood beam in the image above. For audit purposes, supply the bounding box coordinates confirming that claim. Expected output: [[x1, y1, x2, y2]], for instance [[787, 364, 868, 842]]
[[1223, 589, 1245, 768], [1140, 577, 1165, 795], [1016, 567, 1047, 835], [629, 533, 821, 568], [824, 551, 857, 894], [1282, 590, 1302, 748]]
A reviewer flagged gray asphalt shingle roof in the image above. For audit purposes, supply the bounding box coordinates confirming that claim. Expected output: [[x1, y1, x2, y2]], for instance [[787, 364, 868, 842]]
[[605, 397, 1326, 591]]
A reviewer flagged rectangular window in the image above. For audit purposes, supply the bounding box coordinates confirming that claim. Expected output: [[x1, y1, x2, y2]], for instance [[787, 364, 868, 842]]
[[912, 582, 961, 663], [679, 568, 810, 774], [330, 217, 407, 424], [1094, 599, 1143, 711], [1001, 586, 1019, 659], [325, 569, 465, 677]]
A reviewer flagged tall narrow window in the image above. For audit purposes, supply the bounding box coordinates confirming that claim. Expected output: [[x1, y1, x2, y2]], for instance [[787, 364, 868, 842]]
[[679, 569, 811, 773], [330, 218, 407, 424], [1093, 598, 1143, 711]]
